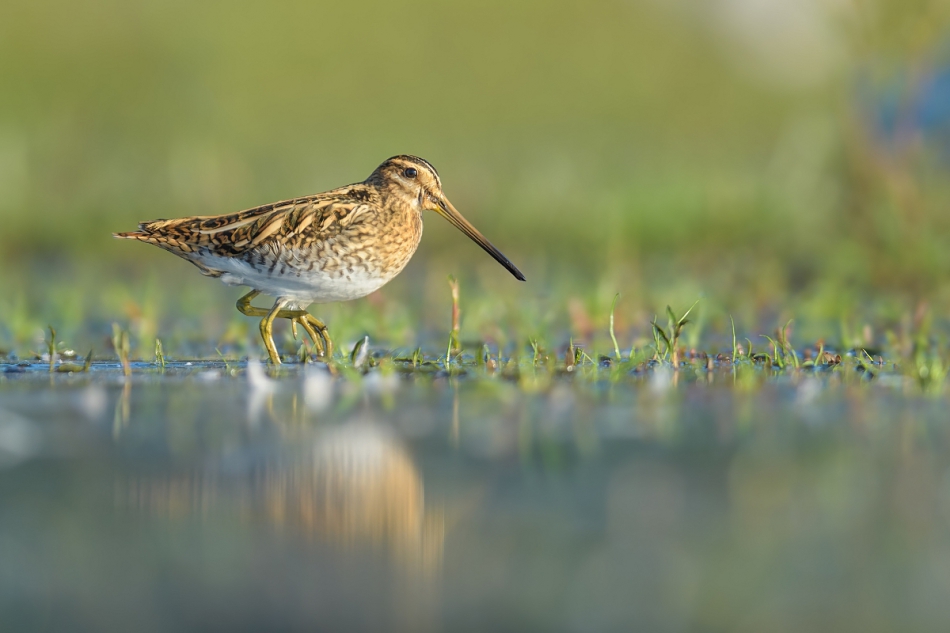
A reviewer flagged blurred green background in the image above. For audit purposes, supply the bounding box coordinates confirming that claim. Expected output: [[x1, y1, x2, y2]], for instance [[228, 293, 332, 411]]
[[2, 0, 950, 354]]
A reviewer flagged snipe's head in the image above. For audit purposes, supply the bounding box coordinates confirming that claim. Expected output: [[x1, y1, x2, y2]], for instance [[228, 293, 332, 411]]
[[368, 155, 526, 281]]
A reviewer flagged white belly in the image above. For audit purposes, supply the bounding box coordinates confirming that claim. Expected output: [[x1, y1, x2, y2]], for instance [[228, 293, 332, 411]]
[[196, 253, 395, 305]]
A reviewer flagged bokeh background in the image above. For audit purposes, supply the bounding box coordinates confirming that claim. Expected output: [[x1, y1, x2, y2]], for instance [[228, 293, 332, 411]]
[[2, 0, 950, 355]]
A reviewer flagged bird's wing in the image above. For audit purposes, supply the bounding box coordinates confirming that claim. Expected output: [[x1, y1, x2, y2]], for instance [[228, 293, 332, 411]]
[[114, 187, 375, 256]]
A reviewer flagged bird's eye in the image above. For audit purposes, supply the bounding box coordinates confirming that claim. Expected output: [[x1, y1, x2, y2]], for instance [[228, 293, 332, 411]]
[[404, 167, 418, 178]]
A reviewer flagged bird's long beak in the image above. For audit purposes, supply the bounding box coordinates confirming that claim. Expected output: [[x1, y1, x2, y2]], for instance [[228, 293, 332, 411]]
[[433, 196, 526, 281]]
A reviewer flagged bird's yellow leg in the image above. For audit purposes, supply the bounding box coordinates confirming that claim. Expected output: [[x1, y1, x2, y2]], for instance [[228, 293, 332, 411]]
[[295, 317, 325, 356], [236, 290, 270, 317], [313, 317, 333, 359], [260, 299, 290, 365], [238, 291, 329, 362], [295, 315, 333, 358], [237, 290, 308, 319]]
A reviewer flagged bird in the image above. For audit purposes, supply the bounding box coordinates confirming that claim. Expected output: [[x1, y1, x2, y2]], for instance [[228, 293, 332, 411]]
[[114, 155, 525, 365]]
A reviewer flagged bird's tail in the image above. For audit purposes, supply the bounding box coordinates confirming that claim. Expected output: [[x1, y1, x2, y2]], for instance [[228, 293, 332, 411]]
[[113, 220, 197, 253], [113, 229, 147, 240], [114, 219, 166, 240], [113, 222, 223, 277]]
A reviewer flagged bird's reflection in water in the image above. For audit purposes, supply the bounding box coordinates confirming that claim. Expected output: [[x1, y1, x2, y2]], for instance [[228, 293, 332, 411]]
[[118, 420, 444, 577], [270, 421, 444, 575]]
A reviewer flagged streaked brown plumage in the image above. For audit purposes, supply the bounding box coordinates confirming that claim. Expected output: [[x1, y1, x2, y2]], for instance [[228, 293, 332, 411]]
[[115, 155, 525, 364]]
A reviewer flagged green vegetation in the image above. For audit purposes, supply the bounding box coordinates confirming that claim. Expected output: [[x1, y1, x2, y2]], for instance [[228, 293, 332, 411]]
[[0, 0, 948, 395], [1, 272, 945, 398]]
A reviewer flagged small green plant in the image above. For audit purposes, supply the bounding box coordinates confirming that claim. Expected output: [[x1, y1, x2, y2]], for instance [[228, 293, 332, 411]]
[[609, 293, 622, 361], [53, 343, 93, 373], [778, 320, 799, 369], [111, 323, 131, 377], [477, 343, 489, 367], [296, 340, 313, 364], [351, 336, 369, 368], [46, 326, 56, 373], [760, 321, 799, 370], [154, 338, 166, 369], [445, 335, 457, 366], [731, 316, 738, 361], [215, 348, 233, 373], [579, 348, 595, 367], [761, 335, 784, 369], [446, 275, 461, 362], [652, 300, 700, 366]]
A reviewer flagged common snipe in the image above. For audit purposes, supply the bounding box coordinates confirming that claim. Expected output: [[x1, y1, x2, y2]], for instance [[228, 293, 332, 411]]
[[115, 155, 525, 364]]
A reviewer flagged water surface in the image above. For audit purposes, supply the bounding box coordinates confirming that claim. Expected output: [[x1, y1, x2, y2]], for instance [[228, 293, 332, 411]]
[[2, 361, 950, 632]]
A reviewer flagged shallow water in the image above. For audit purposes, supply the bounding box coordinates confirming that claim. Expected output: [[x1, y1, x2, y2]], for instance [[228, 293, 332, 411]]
[[2, 361, 950, 632]]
